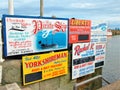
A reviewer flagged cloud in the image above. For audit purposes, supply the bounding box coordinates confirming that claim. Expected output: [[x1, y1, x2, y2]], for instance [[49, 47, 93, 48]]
[[70, 3, 96, 9], [1, 0, 120, 29]]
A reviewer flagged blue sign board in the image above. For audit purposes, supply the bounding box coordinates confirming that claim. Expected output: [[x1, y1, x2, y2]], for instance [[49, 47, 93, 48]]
[[2, 15, 68, 57]]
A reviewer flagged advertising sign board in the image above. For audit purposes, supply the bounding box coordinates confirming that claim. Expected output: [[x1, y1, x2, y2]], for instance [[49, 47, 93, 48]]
[[22, 50, 68, 85], [91, 21, 107, 43], [2, 15, 68, 57], [72, 43, 95, 79], [69, 19, 91, 43], [95, 43, 106, 68]]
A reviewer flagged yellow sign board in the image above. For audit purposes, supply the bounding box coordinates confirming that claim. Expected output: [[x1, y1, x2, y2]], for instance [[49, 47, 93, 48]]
[[22, 51, 68, 85]]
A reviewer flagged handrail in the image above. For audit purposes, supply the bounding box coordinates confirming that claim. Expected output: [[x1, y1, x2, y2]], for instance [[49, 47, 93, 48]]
[[74, 75, 102, 90], [74, 75, 111, 90], [102, 77, 111, 84]]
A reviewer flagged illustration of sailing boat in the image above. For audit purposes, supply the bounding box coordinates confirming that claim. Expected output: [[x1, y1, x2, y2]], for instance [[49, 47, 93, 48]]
[[9, 23, 26, 31]]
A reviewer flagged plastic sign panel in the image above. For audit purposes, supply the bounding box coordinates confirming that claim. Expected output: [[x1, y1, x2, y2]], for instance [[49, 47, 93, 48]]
[[2, 15, 68, 57], [69, 19, 91, 43], [72, 43, 95, 79], [22, 50, 68, 85], [95, 43, 106, 68], [91, 21, 107, 43]]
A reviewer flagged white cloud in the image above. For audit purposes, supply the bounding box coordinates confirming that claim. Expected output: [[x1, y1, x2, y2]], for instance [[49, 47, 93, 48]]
[[70, 2, 96, 9]]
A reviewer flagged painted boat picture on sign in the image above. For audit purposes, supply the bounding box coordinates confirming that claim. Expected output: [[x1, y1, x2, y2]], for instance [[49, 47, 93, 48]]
[[2, 15, 68, 57]]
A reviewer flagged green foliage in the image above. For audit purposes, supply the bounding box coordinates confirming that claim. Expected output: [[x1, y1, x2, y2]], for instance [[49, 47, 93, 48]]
[[111, 30, 120, 36]]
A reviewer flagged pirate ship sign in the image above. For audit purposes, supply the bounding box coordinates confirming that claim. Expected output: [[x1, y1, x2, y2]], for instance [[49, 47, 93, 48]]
[[2, 15, 68, 57], [36, 21, 67, 49]]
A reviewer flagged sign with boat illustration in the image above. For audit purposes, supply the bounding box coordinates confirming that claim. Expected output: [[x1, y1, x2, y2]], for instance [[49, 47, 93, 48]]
[[2, 15, 68, 57], [91, 21, 107, 43], [72, 43, 95, 79], [22, 50, 68, 85], [69, 19, 91, 43], [95, 43, 106, 68]]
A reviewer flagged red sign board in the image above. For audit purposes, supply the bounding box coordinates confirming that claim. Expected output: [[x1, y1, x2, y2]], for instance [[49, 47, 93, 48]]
[[69, 19, 91, 43]]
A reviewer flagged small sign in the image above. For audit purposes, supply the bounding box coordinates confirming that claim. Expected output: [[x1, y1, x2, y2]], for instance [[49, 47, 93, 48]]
[[91, 21, 107, 43], [22, 50, 68, 85], [72, 43, 95, 79], [69, 19, 91, 43], [95, 43, 106, 68]]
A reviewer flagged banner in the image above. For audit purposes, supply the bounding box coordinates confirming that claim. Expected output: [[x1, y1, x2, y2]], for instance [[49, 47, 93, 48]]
[[91, 21, 107, 43], [69, 19, 91, 43], [2, 15, 68, 57], [22, 50, 68, 85], [95, 43, 106, 68], [72, 43, 95, 79]]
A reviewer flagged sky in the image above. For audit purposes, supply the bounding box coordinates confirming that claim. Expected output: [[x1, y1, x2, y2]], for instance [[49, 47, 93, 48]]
[[1, 0, 120, 29]]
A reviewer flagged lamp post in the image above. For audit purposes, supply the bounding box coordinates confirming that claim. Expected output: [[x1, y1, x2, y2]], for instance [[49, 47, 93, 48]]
[[40, 0, 43, 16], [8, 0, 14, 15]]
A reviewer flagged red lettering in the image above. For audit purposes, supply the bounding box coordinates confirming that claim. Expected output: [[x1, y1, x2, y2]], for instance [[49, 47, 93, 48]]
[[90, 43, 94, 50], [53, 21, 66, 34], [74, 65, 79, 69], [70, 19, 91, 26], [96, 45, 102, 49], [32, 68, 40, 72], [74, 45, 80, 55], [52, 71, 58, 76], [9, 41, 32, 48], [81, 63, 86, 67], [32, 20, 42, 34], [24, 61, 43, 68], [87, 62, 93, 65], [74, 44, 90, 56], [25, 62, 29, 68], [34, 62, 37, 67], [59, 69, 65, 74], [29, 62, 34, 68]]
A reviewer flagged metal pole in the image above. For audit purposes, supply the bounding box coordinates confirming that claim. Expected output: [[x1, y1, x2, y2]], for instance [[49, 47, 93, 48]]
[[40, 0, 43, 16], [8, 0, 14, 15]]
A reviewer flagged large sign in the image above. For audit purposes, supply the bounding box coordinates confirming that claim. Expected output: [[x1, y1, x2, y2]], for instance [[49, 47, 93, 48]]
[[22, 50, 68, 85], [95, 43, 106, 68], [72, 43, 95, 79], [91, 21, 107, 43], [2, 15, 68, 57], [69, 19, 91, 43]]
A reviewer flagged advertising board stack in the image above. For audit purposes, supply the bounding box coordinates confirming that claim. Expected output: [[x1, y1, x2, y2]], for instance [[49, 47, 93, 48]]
[[2, 15, 107, 85]]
